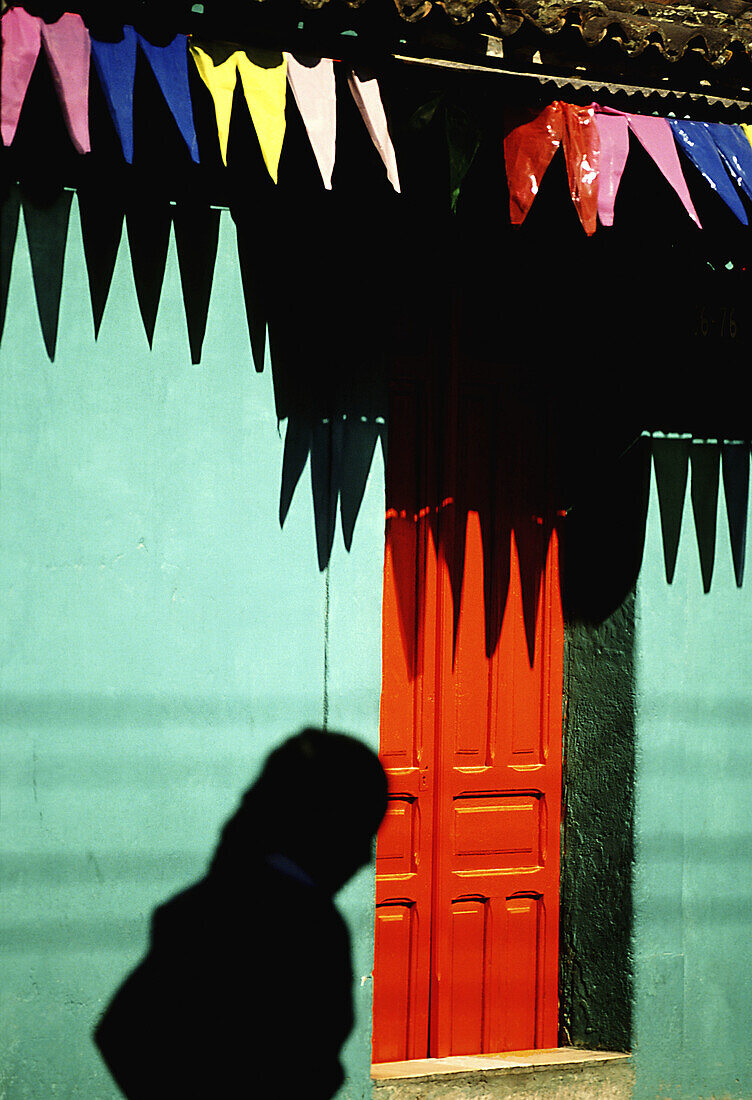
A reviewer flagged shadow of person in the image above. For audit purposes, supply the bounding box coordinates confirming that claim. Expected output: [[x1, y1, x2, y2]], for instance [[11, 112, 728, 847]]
[[94, 728, 388, 1099]]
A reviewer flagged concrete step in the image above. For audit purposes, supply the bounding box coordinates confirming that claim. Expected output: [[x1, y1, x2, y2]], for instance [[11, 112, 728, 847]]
[[372, 1048, 633, 1099]]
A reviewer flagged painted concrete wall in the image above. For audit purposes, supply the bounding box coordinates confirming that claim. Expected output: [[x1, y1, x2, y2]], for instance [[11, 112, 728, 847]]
[[560, 593, 634, 1054], [633, 455, 752, 1099], [0, 196, 385, 1098]]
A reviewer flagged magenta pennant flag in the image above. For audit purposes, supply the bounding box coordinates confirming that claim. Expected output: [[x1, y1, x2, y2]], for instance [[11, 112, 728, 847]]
[[1, 7, 42, 147], [625, 114, 701, 227], [347, 68, 400, 193], [285, 54, 336, 189], [594, 111, 629, 226], [41, 13, 91, 154]]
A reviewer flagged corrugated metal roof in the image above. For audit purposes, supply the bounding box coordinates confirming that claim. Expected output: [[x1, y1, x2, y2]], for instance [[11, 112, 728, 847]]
[[300, 0, 752, 66]]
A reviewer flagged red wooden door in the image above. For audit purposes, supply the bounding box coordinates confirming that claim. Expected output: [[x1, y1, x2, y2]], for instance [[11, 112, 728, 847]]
[[372, 351, 563, 1063]]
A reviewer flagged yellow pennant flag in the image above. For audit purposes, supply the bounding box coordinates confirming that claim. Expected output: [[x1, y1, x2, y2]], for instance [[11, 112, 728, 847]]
[[190, 42, 287, 181]]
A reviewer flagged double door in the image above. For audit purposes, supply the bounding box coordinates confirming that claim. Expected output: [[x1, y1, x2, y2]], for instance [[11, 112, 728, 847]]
[[372, 361, 563, 1063]]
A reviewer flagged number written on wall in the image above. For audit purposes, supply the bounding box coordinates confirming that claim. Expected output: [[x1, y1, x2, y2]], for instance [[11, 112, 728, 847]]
[[692, 305, 739, 340]]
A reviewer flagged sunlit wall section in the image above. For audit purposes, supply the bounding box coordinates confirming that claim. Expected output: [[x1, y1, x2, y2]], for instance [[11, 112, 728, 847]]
[[0, 196, 384, 1098], [634, 446, 752, 1100]]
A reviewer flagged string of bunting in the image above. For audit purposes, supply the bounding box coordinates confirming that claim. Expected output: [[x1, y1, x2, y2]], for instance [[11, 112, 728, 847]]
[[504, 101, 752, 232], [4, 6, 752, 220], [0, 5, 401, 191]]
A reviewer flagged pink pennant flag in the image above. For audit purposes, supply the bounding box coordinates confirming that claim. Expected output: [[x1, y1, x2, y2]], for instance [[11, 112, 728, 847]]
[[594, 111, 629, 226], [1, 7, 42, 147], [41, 13, 91, 154], [627, 114, 700, 226], [285, 54, 336, 190], [0, 7, 90, 153], [347, 68, 400, 193], [594, 108, 700, 227]]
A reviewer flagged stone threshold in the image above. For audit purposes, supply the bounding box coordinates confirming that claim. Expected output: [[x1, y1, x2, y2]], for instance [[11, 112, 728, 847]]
[[372, 1047, 632, 1082]]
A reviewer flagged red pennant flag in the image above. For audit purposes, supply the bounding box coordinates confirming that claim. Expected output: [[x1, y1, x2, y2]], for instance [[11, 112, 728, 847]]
[[504, 102, 600, 235]]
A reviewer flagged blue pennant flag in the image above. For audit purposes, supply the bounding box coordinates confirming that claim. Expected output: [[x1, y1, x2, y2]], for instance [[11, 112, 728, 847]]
[[137, 33, 199, 164], [669, 119, 747, 224], [91, 26, 138, 163], [91, 28, 199, 164], [706, 123, 752, 204]]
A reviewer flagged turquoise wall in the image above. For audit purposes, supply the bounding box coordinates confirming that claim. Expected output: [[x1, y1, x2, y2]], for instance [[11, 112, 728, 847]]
[[634, 454, 752, 1099], [0, 196, 385, 1098]]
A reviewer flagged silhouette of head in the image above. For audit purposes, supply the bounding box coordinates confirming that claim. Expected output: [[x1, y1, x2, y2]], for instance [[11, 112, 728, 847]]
[[213, 728, 388, 894]]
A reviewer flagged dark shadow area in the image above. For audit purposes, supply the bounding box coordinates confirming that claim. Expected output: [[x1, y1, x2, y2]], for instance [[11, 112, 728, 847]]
[[93, 728, 388, 1099], [722, 441, 749, 586], [0, 183, 21, 344], [3, 40, 752, 614], [559, 592, 635, 1053]]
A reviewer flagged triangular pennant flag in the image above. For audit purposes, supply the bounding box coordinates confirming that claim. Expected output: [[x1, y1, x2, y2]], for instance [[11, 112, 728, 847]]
[[741, 122, 752, 158], [1, 186, 21, 343], [624, 114, 701, 227], [1, 7, 42, 147], [504, 104, 564, 227], [561, 103, 600, 236], [78, 185, 125, 336], [285, 54, 336, 190], [236, 49, 287, 183], [126, 199, 172, 347], [690, 442, 720, 593], [339, 418, 380, 550], [594, 110, 629, 226], [669, 120, 747, 225], [190, 42, 239, 166], [311, 418, 345, 571], [91, 26, 138, 163], [652, 437, 690, 585], [706, 123, 752, 204], [721, 442, 749, 588], [347, 68, 400, 193], [445, 101, 482, 212], [40, 13, 91, 154], [137, 33, 199, 163], [22, 188, 73, 360], [173, 203, 221, 365]]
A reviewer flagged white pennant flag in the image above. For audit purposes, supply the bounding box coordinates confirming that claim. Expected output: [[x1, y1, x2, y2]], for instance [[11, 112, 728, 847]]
[[285, 54, 336, 190], [347, 68, 400, 193]]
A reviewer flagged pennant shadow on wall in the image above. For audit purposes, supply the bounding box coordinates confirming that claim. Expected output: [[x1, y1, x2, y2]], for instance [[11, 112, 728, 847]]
[[559, 435, 652, 626], [20, 185, 73, 360], [173, 203, 221, 365], [651, 437, 750, 591], [0, 185, 21, 345], [80, 192, 219, 357], [381, 339, 568, 681], [78, 183, 125, 336], [280, 414, 386, 572], [446, 384, 557, 669], [722, 442, 749, 587]]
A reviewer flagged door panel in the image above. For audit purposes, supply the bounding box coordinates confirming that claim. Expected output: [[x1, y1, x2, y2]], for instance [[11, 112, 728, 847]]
[[373, 354, 563, 1063], [372, 380, 436, 1064], [431, 511, 562, 1057]]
